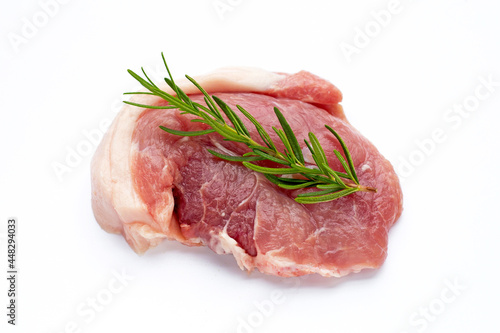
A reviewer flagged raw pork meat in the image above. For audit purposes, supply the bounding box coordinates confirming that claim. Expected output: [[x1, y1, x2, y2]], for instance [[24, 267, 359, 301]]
[[91, 67, 402, 277]]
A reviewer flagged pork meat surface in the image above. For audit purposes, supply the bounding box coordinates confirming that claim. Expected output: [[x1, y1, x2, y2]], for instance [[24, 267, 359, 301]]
[[91, 67, 402, 277]]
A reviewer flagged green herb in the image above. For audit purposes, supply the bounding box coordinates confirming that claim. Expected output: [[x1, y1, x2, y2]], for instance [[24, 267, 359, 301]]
[[124, 53, 376, 204]]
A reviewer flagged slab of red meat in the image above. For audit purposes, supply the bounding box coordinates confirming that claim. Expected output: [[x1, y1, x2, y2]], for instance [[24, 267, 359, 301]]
[[91, 67, 402, 277]]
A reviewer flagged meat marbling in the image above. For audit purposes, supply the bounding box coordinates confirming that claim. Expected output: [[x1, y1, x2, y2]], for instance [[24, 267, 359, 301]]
[[91, 67, 403, 277]]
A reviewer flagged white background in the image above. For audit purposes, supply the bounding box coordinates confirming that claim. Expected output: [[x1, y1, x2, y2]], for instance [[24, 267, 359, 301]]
[[1, 0, 500, 332]]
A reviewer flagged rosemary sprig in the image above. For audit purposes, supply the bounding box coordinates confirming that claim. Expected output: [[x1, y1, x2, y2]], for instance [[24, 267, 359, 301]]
[[124, 53, 376, 204]]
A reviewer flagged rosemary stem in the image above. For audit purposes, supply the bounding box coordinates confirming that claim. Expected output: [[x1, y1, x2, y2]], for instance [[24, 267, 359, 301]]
[[126, 54, 377, 204], [345, 182, 377, 193]]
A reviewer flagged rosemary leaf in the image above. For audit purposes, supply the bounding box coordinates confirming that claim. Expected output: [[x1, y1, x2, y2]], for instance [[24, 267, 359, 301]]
[[236, 105, 277, 152], [242, 162, 303, 175], [252, 149, 290, 165], [212, 96, 250, 137], [207, 149, 264, 162], [295, 188, 359, 204], [296, 189, 338, 197], [159, 126, 215, 137], [333, 150, 355, 182], [274, 107, 304, 164], [325, 125, 359, 184], [123, 101, 178, 110]]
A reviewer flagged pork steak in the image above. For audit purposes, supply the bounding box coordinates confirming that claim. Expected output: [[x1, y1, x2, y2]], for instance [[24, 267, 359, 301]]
[[91, 67, 403, 277]]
